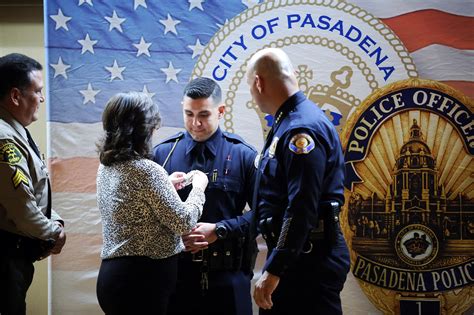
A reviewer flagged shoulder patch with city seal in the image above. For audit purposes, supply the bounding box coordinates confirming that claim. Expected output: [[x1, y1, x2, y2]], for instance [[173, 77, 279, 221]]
[[289, 133, 315, 155], [0, 142, 23, 165]]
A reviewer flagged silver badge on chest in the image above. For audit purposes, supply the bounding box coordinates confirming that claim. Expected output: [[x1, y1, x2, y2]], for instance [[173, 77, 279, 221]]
[[268, 137, 279, 158]]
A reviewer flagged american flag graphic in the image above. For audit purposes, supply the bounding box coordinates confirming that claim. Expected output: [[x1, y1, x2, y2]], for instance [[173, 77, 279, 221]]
[[45, 0, 473, 313]]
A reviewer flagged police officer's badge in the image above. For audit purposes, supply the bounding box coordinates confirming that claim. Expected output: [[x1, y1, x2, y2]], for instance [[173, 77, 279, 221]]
[[268, 137, 279, 158], [289, 133, 315, 154], [0, 142, 22, 165], [254, 154, 261, 169], [342, 79, 473, 314]]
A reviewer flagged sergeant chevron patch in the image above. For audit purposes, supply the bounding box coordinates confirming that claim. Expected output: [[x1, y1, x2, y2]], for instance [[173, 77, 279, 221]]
[[12, 167, 29, 188]]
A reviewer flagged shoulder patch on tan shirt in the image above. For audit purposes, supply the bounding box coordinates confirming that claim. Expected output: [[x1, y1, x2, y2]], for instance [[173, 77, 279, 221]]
[[0, 142, 23, 165]]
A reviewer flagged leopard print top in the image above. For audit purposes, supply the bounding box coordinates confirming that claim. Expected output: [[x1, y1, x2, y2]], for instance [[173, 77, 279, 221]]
[[97, 158, 205, 260]]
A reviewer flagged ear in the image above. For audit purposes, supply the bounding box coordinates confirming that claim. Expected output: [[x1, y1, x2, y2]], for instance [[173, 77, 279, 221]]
[[10, 88, 22, 106], [217, 104, 226, 118], [255, 75, 263, 94]]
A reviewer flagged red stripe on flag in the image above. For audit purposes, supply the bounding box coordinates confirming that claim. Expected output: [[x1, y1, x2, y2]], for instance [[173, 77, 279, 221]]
[[381, 10, 474, 52], [50, 157, 99, 193], [440, 81, 474, 99]]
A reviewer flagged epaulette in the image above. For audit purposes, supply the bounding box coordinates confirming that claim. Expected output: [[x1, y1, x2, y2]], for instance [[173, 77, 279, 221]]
[[222, 131, 256, 151], [156, 131, 184, 146]]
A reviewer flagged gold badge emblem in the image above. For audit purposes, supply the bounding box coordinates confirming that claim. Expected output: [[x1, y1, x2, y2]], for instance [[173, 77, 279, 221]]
[[0, 142, 22, 165], [341, 79, 474, 314], [289, 133, 315, 154]]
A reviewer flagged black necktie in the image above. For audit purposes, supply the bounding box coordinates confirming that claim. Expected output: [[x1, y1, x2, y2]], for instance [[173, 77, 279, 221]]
[[25, 128, 41, 158], [25, 128, 52, 219], [192, 142, 206, 171]]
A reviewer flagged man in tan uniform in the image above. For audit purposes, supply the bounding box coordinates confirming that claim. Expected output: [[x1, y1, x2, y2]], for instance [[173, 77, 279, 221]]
[[0, 53, 66, 314]]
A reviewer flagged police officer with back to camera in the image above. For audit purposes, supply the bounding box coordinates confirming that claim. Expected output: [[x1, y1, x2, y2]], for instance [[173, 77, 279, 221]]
[[153, 77, 258, 315], [0, 53, 66, 315], [246, 48, 351, 315]]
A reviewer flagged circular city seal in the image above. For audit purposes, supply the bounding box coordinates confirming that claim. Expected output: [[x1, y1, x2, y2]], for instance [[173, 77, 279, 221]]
[[395, 224, 439, 267], [192, 0, 417, 150]]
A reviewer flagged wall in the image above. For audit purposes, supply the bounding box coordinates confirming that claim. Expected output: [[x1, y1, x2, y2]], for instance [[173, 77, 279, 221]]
[[0, 1, 48, 314]]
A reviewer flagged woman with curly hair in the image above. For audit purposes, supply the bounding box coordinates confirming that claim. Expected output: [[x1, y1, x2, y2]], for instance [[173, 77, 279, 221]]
[[95, 92, 208, 314]]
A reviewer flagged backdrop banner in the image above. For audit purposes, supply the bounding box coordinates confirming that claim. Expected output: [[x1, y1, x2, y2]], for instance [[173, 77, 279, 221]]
[[45, 0, 473, 313]]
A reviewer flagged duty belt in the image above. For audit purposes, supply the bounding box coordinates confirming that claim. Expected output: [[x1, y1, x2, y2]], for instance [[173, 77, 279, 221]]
[[191, 242, 240, 271], [186, 238, 246, 291], [0, 229, 55, 261], [259, 201, 341, 252]]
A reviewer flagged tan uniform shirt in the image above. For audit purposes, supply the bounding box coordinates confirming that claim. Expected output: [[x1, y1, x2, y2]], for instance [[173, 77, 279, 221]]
[[0, 106, 62, 241]]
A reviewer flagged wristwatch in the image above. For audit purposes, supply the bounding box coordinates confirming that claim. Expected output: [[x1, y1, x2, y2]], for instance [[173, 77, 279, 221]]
[[215, 223, 228, 240]]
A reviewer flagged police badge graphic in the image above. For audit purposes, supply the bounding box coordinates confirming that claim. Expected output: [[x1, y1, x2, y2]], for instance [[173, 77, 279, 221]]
[[341, 78, 473, 315], [189, 1, 472, 313]]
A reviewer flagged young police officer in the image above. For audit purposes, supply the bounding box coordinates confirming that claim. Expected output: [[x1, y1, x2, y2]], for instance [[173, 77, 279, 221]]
[[153, 77, 257, 315], [246, 48, 350, 314]]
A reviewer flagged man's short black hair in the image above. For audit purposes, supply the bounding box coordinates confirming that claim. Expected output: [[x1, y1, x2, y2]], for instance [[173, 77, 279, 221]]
[[183, 77, 222, 105], [0, 53, 43, 99]]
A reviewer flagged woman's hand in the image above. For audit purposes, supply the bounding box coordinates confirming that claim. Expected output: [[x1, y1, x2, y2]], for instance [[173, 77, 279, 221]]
[[169, 171, 186, 190], [191, 170, 208, 191]]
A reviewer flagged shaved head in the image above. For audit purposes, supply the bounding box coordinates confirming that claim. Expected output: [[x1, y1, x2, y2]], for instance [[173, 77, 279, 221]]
[[247, 48, 296, 83], [246, 48, 299, 115]]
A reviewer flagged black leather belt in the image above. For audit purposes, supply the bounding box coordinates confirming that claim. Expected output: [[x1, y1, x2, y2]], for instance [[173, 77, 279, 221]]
[[185, 239, 245, 272], [0, 229, 26, 248], [259, 201, 342, 252], [0, 229, 54, 261]]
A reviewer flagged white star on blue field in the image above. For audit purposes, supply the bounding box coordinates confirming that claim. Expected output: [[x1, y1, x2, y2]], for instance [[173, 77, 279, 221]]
[[46, 0, 262, 127]]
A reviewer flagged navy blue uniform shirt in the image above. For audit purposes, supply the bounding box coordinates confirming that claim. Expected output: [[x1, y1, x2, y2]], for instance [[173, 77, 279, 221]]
[[254, 91, 347, 276], [153, 127, 257, 238]]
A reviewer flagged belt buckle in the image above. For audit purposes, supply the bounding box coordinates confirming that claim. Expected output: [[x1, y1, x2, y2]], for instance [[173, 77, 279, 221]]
[[192, 250, 204, 262]]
